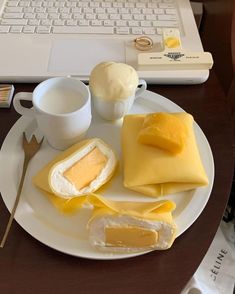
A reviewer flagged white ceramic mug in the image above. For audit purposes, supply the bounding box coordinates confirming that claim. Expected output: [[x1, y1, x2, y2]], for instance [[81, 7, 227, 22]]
[[13, 77, 92, 150], [92, 79, 147, 121]]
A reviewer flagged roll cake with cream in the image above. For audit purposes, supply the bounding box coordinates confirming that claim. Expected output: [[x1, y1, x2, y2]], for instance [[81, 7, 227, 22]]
[[87, 194, 177, 252], [33, 138, 118, 213]]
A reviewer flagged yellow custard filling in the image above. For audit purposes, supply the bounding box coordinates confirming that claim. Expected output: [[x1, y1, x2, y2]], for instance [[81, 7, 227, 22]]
[[105, 226, 158, 248], [63, 147, 108, 190]]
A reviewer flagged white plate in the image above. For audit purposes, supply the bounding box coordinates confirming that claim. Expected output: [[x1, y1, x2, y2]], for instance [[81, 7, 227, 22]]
[[0, 90, 214, 260]]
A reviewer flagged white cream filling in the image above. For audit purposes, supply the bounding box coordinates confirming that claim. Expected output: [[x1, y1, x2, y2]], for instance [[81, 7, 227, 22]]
[[50, 140, 116, 198], [89, 215, 176, 252]]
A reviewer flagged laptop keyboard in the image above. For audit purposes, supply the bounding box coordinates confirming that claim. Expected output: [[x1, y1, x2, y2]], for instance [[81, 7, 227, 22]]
[[0, 0, 180, 35]]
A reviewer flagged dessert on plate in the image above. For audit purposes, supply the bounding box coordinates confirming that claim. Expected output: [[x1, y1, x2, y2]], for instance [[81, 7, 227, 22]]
[[33, 138, 118, 214], [122, 112, 208, 197], [87, 194, 177, 252]]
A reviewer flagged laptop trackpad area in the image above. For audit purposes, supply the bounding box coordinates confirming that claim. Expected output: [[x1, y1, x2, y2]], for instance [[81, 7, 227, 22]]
[[48, 39, 126, 76]]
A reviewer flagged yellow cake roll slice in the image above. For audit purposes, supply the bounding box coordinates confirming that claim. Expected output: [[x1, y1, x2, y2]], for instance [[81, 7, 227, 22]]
[[87, 194, 177, 252], [33, 138, 118, 201]]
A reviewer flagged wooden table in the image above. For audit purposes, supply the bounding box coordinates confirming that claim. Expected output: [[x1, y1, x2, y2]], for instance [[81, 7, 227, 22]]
[[0, 71, 234, 294]]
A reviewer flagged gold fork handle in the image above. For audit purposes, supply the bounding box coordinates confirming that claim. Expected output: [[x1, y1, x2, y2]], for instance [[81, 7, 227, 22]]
[[0, 155, 31, 248]]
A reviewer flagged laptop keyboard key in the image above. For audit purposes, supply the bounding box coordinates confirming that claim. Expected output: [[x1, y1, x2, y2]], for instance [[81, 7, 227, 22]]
[[6, 1, 18, 7], [0, 25, 10, 33], [158, 14, 177, 21], [10, 25, 23, 32], [131, 27, 143, 34], [23, 25, 35, 33], [1, 19, 27, 25], [152, 20, 178, 27], [116, 27, 130, 34], [4, 7, 23, 12], [52, 26, 114, 34], [28, 19, 39, 25], [143, 27, 156, 35], [36, 25, 51, 33], [2, 13, 24, 18]]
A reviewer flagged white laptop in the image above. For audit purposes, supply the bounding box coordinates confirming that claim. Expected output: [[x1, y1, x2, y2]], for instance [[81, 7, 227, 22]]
[[0, 0, 209, 84]]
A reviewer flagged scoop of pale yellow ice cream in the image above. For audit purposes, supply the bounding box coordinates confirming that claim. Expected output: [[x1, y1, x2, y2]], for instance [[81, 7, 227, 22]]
[[89, 62, 139, 101]]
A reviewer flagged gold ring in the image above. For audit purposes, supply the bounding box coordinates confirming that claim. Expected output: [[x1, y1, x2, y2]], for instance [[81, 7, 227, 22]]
[[134, 36, 154, 51]]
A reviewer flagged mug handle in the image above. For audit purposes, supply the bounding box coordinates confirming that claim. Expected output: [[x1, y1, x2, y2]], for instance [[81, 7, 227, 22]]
[[113, 79, 147, 119], [135, 79, 147, 98], [13, 92, 34, 117]]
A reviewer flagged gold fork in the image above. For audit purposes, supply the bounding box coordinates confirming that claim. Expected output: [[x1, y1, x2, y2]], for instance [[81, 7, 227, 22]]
[[0, 132, 43, 248]]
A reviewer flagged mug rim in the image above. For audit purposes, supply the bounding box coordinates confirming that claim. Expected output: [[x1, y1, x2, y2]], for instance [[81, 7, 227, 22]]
[[32, 77, 90, 117]]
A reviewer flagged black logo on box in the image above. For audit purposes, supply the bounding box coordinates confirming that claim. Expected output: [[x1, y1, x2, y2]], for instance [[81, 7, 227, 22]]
[[164, 52, 185, 61]]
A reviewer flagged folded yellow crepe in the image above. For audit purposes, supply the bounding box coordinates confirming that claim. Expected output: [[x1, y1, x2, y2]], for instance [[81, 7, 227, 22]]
[[121, 113, 208, 197], [32, 138, 118, 214], [38, 190, 87, 215], [87, 194, 177, 252]]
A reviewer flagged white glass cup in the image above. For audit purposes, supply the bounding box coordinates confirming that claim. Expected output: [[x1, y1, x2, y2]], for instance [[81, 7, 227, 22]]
[[13, 77, 92, 150], [92, 79, 147, 121]]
